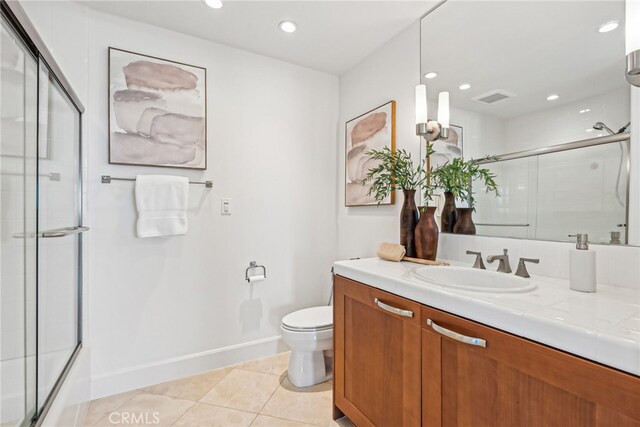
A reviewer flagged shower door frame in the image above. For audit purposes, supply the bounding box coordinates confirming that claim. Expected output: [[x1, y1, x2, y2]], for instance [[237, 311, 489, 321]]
[[474, 132, 631, 244], [1, 1, 85, 425]]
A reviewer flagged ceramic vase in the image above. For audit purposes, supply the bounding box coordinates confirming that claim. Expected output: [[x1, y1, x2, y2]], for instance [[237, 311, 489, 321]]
[[453, 207, 477, 235], [415, 206, 439, 261], [440, 191, 458, 233], [400, 189, 419, 258]]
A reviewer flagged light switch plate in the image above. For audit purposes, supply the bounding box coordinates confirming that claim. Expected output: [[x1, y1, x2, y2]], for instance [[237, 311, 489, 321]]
[[221, 198, 231, 215]]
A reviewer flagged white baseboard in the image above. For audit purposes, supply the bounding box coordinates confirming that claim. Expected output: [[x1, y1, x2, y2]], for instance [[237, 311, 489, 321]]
[[90, 336, 287, 400]]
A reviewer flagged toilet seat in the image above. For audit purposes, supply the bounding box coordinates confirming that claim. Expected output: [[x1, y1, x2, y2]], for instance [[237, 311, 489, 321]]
[[281, 306, 333, 332]]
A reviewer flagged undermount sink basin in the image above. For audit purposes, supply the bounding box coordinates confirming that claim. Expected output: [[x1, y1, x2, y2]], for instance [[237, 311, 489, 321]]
[[412, 266, 537, 293]]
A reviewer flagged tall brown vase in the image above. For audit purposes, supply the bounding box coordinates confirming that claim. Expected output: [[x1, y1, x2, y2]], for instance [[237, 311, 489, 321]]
[[453, 207, 477, 235], [415, 206, 439, 261], [441, 191, 458, 233], [400, 189, 419, 258]]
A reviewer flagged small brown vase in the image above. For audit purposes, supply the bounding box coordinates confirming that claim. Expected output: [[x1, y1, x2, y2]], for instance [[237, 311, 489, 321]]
[[441, 191, 458, 233], [415, 206, 439, 261], [453, 207, 476, 235], [400, 189, 419, 258]]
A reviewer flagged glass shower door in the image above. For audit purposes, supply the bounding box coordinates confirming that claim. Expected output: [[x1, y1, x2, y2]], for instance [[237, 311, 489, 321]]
[[0, 17, 38, 427], [1, 4, 84, 424], [36, 61, 82, 410]]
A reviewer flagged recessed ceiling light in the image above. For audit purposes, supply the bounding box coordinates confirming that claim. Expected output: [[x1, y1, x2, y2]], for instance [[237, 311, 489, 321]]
[[424, 72, 438, 79], [459, 83, 471, 90], [579, 108, 591, 114], [547, 94, 559, 101], [279, 21, 297, 33], [598, 21, 619, 33], [203, 0, 222, 9]]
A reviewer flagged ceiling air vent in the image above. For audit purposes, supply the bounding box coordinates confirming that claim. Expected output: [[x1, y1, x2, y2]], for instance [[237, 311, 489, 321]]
[[472, 89, 516, 104]]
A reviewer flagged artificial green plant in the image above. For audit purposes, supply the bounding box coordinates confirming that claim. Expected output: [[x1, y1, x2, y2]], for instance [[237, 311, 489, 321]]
[[430, 156, 499, 208]]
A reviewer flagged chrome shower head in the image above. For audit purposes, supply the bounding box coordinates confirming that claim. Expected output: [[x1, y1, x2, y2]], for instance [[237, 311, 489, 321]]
[[593, 122, 615, 135]]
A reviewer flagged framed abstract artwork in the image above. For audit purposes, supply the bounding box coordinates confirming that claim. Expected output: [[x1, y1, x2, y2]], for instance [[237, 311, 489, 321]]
[[108, 47, 207, 169], [430, 124, 463, 169], [345, 101, 396, 206]]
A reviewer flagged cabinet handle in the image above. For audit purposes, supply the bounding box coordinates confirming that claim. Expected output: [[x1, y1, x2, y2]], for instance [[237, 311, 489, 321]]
[[427, 319, 487, 347], [374, 298, 414, 318]]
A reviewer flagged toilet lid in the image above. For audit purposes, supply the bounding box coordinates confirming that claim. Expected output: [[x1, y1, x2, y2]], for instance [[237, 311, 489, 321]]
[[282, 306, 333, 330]]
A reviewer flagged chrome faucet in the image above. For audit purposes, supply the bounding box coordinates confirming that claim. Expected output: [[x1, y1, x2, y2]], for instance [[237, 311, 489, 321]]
[[487, 249, 512, 273], [466, 250, 486, 269]]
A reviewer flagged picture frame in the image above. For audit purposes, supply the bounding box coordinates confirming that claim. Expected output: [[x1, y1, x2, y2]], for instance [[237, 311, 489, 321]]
[[430, 124, 463, 169], [108, 47, 207, 170], [345, 101, 396, 207]]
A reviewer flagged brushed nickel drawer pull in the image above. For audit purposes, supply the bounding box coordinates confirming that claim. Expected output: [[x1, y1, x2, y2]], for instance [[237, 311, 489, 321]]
[[374, 298, 414, 318], [427, 319, 487, 347]]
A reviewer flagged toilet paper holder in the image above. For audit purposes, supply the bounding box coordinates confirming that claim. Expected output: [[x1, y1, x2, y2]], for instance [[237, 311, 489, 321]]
[[245, 261, 267, 282]]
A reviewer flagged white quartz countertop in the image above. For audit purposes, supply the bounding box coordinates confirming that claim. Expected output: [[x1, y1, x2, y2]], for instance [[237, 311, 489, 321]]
[[333, 258, 640, 376]]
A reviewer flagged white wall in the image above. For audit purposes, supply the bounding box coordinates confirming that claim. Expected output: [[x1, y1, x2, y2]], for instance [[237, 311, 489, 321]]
[[22, 0, 339, 403], [337, 23, 421, 260]]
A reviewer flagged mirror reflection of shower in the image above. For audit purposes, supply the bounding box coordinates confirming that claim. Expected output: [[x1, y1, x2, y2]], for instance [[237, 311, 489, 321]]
[[592, 121, 631, 208], [592, 121, 631, 135]]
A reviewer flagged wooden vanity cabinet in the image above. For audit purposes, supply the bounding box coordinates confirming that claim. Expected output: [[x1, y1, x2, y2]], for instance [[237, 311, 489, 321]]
[[333, 275, 640, 427], [334, 276, 422, 427], [421, 305, 640, 427]]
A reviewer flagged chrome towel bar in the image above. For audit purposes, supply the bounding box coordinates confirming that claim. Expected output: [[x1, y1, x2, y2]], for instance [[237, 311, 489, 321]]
[[475, 223, 530, 227], [101, 175, 213, 188]]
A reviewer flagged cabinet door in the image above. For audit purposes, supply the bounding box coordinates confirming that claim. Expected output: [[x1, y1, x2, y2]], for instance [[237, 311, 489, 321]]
[[334, 276, 421, 427], [421, 306, 640, 427]]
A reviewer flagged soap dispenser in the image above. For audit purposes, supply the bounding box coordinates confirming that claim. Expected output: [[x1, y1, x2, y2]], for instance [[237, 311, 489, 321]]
[[568, 233, 596, 293]]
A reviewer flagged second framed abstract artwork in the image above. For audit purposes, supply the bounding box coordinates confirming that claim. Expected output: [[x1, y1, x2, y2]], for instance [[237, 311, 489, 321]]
[[345, 101, 396, 206], [430, 124, 463, 169], [108, 47, 207, 170]]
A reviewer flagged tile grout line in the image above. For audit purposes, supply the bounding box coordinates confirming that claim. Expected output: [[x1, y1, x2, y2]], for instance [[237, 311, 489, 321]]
[[254, 371, 289, 416], [90, 354, 291, 426], [170, 401, 258, 427], [166, 400, 197, 427], [195, 368, 284, 415]]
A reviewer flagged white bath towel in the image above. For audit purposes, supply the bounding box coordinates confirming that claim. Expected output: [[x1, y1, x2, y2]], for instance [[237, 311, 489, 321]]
[[135, 175, 189, 238]]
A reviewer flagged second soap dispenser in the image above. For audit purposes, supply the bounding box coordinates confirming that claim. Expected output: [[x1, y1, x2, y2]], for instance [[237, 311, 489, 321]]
[[568, 233, 596, 293]]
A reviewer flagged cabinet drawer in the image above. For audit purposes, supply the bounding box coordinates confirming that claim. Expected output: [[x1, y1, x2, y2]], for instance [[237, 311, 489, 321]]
[[421, 305, 640, 423], [337, 276, 422, 327]]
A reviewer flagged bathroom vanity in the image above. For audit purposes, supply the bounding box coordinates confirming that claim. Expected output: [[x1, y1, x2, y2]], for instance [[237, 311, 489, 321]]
[[332, 259, 640, 427]]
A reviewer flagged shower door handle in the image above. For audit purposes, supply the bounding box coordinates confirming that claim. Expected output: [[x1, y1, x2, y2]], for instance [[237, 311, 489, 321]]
[[41, 226, 90, 238], [13, 226, 90, 239]]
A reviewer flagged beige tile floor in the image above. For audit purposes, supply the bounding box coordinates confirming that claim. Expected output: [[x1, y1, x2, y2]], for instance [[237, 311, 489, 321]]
[[85, 352, 353, 427]]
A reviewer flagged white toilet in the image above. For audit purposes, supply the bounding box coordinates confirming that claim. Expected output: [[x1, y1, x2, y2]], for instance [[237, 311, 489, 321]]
[[281, 305, 333, 387]]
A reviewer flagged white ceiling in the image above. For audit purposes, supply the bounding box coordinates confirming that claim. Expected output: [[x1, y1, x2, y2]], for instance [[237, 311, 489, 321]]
[[420, 1, 627, 119], [79, 0, 439, 75]]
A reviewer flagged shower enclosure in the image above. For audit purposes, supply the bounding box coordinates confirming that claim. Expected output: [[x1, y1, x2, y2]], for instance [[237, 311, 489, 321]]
[[1, 2, 85, 425], [472, 133, 630, 244]]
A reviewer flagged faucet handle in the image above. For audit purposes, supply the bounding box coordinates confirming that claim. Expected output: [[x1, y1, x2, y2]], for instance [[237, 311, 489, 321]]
[[466, 250, 486, 270], [515, 257, 540, 278]]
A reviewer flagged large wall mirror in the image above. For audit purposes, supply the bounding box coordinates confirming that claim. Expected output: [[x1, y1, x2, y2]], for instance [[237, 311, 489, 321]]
[[420, 1, 635, 245]]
